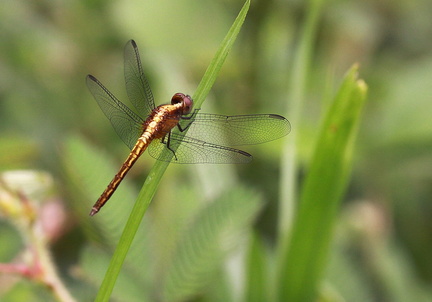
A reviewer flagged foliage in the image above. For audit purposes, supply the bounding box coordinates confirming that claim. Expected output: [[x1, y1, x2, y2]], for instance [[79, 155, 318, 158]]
[[1, 0, 432, 301]]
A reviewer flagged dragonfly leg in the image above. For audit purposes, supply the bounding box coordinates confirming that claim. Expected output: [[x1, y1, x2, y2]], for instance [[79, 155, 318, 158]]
[[162, 131, 179, 161], [178, 108, 200, 131]]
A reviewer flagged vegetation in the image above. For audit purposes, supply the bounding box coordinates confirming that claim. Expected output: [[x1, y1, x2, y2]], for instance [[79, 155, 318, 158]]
[[1, 0, 431, 301]]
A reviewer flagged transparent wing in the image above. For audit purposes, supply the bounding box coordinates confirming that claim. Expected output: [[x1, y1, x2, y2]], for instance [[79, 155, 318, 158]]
[[124, 40, 156, 117], [148, 133, 253, 164], [86, 75, 144, 150], [179, 113, 291, 146]]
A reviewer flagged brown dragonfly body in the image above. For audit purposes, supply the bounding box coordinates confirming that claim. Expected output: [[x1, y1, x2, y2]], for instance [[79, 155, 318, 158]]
[[89, 91, 193, 216], [86, 40, 290, 216]]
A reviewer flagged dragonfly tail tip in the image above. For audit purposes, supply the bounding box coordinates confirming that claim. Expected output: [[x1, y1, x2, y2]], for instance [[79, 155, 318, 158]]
[[89, 208, 99, 216]]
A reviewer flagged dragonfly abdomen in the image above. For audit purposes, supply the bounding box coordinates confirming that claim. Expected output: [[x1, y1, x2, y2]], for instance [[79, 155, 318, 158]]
[[89, 104, 185, 216], [89, 135, 151, 216]]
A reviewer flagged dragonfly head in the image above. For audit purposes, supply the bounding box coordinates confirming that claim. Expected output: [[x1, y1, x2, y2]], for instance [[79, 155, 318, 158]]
[[171, 93, 193, 115]]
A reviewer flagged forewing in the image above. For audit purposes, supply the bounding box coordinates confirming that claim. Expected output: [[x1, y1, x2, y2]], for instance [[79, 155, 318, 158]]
[[147, 133, 252, 164], [124, 40, 155, 117], [86, 75, 144, 149], [180, 113, 291, 146]]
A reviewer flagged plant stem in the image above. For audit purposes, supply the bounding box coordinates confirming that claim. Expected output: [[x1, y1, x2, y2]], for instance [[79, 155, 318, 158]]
[[93, 1, 251, 301]]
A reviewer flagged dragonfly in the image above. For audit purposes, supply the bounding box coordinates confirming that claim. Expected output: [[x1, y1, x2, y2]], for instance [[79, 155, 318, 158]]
[[86, 40, 291, 216]]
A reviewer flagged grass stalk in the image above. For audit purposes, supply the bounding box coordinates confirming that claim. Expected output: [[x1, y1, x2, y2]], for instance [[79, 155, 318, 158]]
[[93, 1, 251, 301]]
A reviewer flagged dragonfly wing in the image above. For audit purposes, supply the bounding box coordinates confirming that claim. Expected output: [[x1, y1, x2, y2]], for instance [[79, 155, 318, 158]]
[[180, 113, 291, 146], [86, 75, 144, 149], [124, 40, 156, 117], [147, 133, 252, 164]]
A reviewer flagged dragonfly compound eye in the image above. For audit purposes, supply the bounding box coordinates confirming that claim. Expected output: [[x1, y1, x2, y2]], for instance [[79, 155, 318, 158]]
[[171, 93, 185, 105], [182, 94, 193, 114]]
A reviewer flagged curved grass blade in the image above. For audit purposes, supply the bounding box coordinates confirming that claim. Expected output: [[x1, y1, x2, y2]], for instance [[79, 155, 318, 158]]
[[277, 65, 367, 302], [93, 1, 251, 301]]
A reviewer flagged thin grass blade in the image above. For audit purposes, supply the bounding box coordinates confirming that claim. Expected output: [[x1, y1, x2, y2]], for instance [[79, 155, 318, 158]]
[[93, 1, 251, 301]]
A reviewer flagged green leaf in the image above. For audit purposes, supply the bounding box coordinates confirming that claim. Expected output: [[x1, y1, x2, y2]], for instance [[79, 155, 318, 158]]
[[244, 232, 270, 302], [277, 65, 367, 302], [160, 186, 263, 302], [94, 1, 251, 301]]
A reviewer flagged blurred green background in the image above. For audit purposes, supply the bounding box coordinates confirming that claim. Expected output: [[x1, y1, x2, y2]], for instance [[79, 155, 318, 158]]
[[1, 0, 432, 301]]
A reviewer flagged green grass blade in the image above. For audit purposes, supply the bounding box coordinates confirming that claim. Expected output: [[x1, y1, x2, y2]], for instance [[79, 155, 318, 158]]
[[244, 232, 269, 302], [94, 1, 251, 301], [81, 246, 151, 302], [192, 0, 250, 108], [279, 0, 326, 243], [277, 65, 368, 302]]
